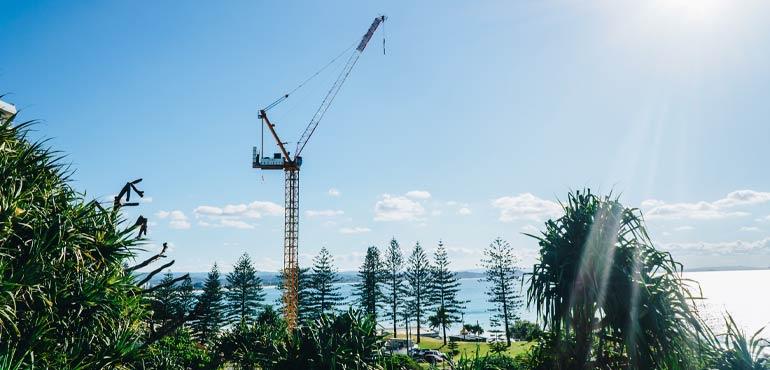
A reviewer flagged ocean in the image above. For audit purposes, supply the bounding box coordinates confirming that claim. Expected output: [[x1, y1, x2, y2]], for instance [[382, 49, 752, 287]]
[[261, 269, 770, 337]]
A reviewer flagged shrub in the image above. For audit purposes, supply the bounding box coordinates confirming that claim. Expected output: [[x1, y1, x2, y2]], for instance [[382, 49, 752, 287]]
[[382, 354, 421, 370], [509, 320, 542, 342]]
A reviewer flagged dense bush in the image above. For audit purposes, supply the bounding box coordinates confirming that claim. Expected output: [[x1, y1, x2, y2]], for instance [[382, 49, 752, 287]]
[[382, 354, 421, 370], [0, 117, 148, 367], [141, 328, 212, 370], [509, 320, 542, 342]]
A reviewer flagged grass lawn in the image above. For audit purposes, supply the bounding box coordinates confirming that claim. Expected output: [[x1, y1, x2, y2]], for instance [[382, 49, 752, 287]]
[[415, 336, 533, 362]]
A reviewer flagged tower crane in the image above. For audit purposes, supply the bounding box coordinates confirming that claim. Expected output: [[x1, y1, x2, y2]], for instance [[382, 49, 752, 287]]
[[252, 16, 385, 328]]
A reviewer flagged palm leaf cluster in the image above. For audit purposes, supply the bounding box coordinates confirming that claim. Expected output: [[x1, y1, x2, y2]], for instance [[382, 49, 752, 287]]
[[526, 189, 712, 369], [0, 117, 147, 368]]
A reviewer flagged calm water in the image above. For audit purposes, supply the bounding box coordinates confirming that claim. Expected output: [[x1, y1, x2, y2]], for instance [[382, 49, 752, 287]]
[[263, 270, 769, 337]]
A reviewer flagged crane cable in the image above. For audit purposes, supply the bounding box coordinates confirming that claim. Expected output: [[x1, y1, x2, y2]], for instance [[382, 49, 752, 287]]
[[263, 41, 357, 112]]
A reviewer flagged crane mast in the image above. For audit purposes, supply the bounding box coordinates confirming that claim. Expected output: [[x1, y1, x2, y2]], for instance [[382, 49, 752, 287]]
[[253, 16, 384, 329]]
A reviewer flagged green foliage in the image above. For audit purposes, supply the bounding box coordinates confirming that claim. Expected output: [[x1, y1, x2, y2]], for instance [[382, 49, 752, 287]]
[[482, 237, 522, 346], [308, 246, 344, 317], [463, 323, 485, 336], [428, 240, 465, 345], [526, 189, 713, 369], [712, 313, 770, 370], [382, 238, 406, 337], [382, 354, 421, 370], [142, 327, 211, 370], [225, 252, 265, 325], [280, 308, 386, 369], [218, 308, 288, 370], [0, 117, 148, 367], [455, 347, 526, 370], [509, 320, 542, 342], [354, 246, 384, 321], [191, 263, 224, 343], [404, 241, 432, 342], [276, 267, 314, 324], [447, 340, 460, 356]]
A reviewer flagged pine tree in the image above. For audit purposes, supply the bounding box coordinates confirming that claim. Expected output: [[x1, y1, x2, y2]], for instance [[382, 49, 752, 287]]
[[225, 253, 265, 325], [353, 246, 384, 321], [481, 237, 522, 346], [151, 272, 181, 323], [307, 247, 344, 317], [176, 275, 195, 317], [428, 240, 465, 345], [192, 263, 224, 343], [382, 238, 405, 338], [276, 267, 313, 324], [404, 241, 432, 343]]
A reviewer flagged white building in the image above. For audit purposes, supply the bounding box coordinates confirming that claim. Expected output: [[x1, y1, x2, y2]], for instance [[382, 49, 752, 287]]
[[0, 99, 17, 120]]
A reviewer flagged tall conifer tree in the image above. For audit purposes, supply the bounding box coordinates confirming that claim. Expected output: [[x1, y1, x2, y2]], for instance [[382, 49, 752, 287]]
[[428, 240, 465, 345], [225, 253, 265, 325], [482, 238, 522, 346], [405, 242, 432, 343], [307, 247, 344, 317], [382, 238, 405, 338], [192, 263, 224, 342], [353, 246, 384, 321]]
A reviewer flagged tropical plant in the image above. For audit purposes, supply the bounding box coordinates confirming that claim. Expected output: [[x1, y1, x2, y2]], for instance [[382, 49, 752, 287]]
[[455, 347, 526, 370], [141, 327, 212, 370], [428, 240, 465, 345], [225, 252, 265, 325], [712, 313, 769, 370], [526, 189, 713, 369], [279, 308, 386, 369], [509, 320, 543, 342], [0, 117, 149, 367], [382, 354, 421, 370], [354, 246, 385, 321], [218, 308, 288, 370], [482, 237, 522, 346]]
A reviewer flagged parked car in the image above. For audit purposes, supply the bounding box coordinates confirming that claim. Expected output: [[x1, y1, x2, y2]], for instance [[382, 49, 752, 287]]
[[424, 354, 444, 364]]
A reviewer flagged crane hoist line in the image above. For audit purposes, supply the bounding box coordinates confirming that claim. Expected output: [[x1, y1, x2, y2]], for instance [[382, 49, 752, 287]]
[[252, 15, 386, 329]]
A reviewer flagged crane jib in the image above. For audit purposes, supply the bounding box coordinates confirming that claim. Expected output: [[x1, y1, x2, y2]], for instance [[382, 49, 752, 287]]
[[356, 16, 385, 52]]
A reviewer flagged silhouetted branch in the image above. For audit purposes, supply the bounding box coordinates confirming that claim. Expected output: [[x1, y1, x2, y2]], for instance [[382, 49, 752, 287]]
[[126, 242, 168, 273], [142, 272, 188, 294], [137, 259, 175, 287]]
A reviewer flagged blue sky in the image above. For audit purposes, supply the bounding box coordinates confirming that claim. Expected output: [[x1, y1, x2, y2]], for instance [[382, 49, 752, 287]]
[[3, 0, 770, 272]]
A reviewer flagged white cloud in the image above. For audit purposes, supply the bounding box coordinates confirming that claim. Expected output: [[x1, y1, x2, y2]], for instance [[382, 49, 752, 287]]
[[642, 190, 770, 220], [713, 190, 770, 208], [156, 210, 190, 229], [491, 193, 562, 222], [194, 201, 282, 219], [661, 238, 770, 255], [457, 207, 472, 215], [193, 200, 282, 229], [221, 219, 254, 229], [306, 209, 344, 217], [328, 188, 341, 197], [374, 194, 425, 221], [674, 225, 695, 231], [431, 210, 442, 216], [339, 227, 371, 234], [405, 190, 431, 200], [740, 226, 760, 232]]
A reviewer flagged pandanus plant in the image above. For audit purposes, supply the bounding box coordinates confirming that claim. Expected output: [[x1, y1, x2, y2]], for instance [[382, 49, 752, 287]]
[[0, 114, 190, 368], [525, 190, 714, 369]]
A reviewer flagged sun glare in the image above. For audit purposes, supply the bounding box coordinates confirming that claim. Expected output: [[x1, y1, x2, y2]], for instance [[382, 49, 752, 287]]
[[653, 0, 726, 24]]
